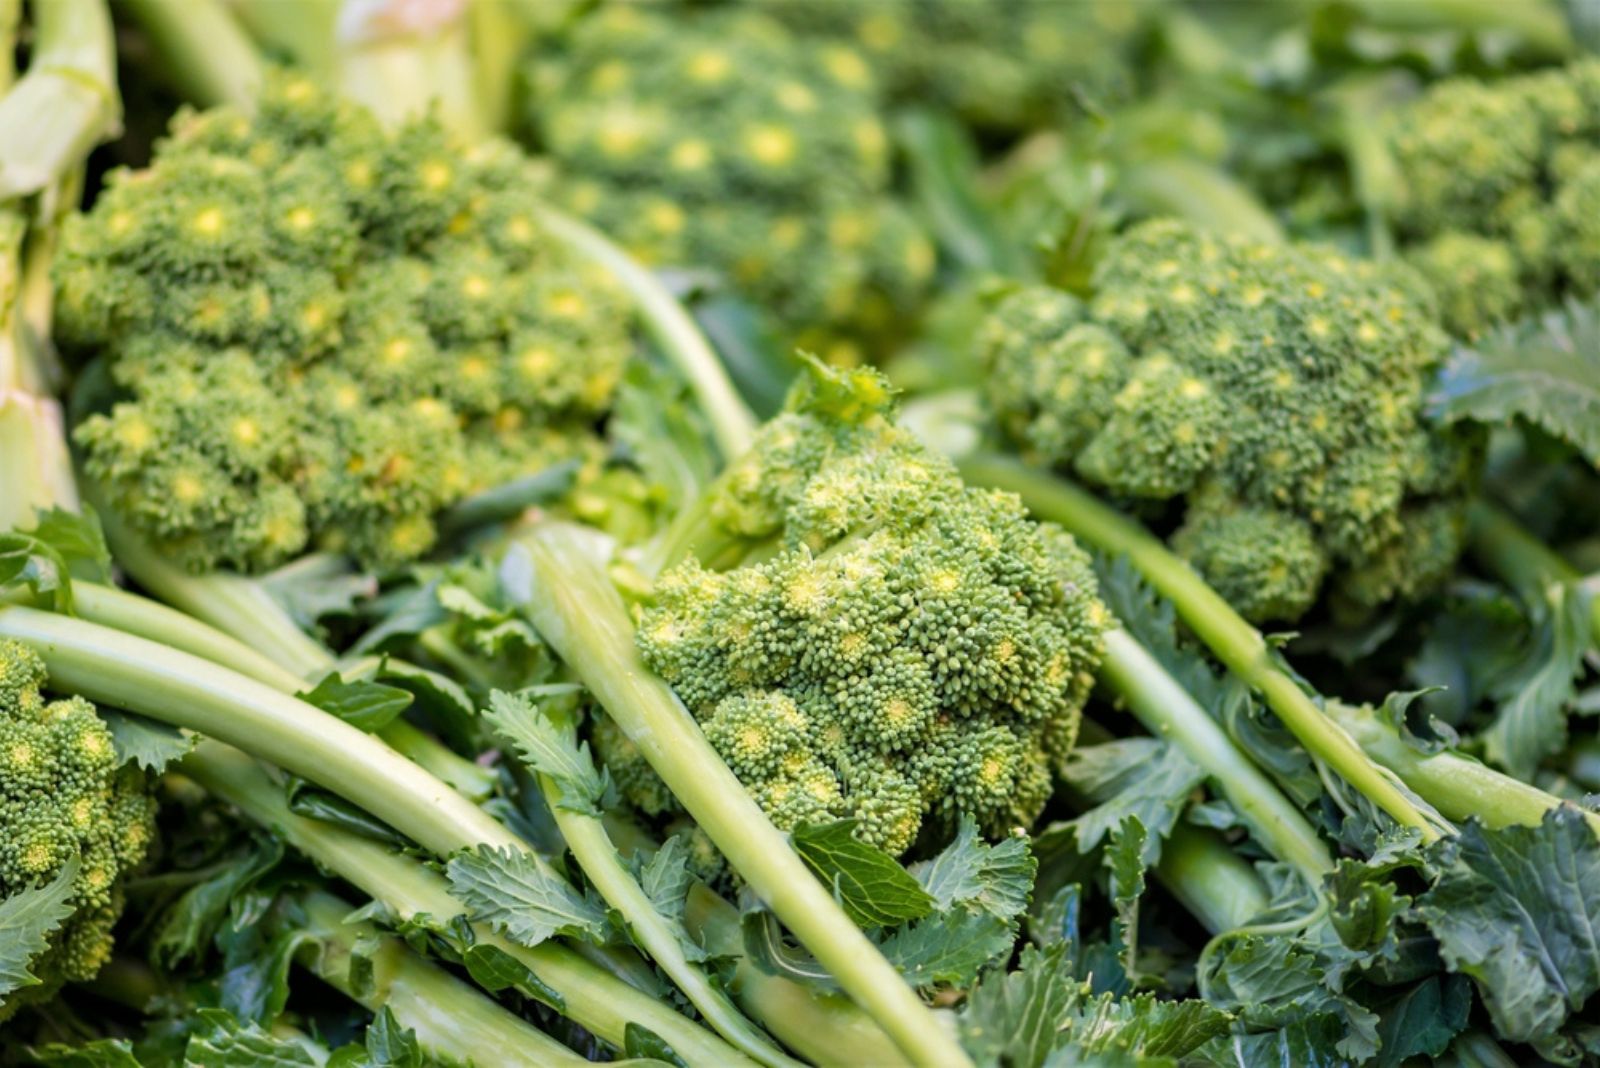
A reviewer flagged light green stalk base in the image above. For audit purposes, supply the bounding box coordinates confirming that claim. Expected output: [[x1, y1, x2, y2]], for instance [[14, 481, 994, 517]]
[[295, 888, 586, 1067], [1156, 824, 1272, 934], [516, 521, 972, 1068], [182, 742, 735, 1063], [1102, 628, 1332, 885], [960, 454, 1443, 842], [1332, 702, 1600, 837], [541, 776, 797, 1068]]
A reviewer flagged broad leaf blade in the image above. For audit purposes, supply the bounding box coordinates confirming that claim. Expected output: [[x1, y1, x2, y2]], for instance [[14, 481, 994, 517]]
[[791, 820, 935, 928], [447, 846, 609, 948], [0, 858, 79, 1005]]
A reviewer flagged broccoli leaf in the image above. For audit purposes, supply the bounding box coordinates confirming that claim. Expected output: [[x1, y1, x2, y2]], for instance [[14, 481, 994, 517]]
[[1106, 817, 1148, 986], [624, 1023, 689, 1068], [1369, 974, 1472, 1068], [1071, 993, 1232, 1059], [25, 507, 112, 582], [0, 857, 79, 1005], [960, 944, 1082, 1068], [1428, 298, 1600, 466], [907, 818, 1034, 921], [296, 672, 414, 734], [877, 908, 1016, 990], [611, 360, 716, 510], [633, 835, 708, 962], [183, 1010, 325, 1067], [460, 943, 565, 1012], [258, 553, 377, 636], [219, 924, 317, 1026], [0, 529, 73, 612], [446, 846, 609, 948], [791, 820, 936, 928], [23, 1040, 141, 1067], [1480, 582, 1592, 779], [1055, 737, 1204, 864], [1417, 808, 1600, 1054], [483, 689, 608, 815], [362, 1007, 424, 1068], [101, 709, 193, 772], [150, 840, 284, 969]]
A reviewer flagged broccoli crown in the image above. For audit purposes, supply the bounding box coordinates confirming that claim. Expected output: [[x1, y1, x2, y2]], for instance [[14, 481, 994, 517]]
[[0, 641, 155, 1018], [56, 72, 632, 574], [1383, 58, 1600, 335], [766, 0, 1151, 135], [636, 363, 1107, 855], [980, 218, 1479, 624], [526, 5, 934, 365]]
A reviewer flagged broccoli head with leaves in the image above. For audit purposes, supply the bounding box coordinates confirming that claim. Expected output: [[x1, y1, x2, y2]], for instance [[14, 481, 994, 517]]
[[981, 218, 1478, 624], [1382, 58, 1600, 335], [55, 73, 632, 573], [766, 0, 1152, 136], [0, 640, 156, 1019], [632, 362, 1107, 855], [525, 5, 934, 365]]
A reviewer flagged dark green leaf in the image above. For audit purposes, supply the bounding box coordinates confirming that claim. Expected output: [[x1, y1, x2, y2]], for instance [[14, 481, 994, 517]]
[[1481, 582, 1591, 778], [259, 554, 375, 634], [1106, 817, 1148, 985], [364, 1006, 423, 1068], [0, 529, 72, 611], [741, 910, 836, 990], [151, 841, 283, 969], [183, 1010, 324, 1067], [1428, 299, 1600, 466], [220, 927, 316, 1025], [624, 1023, 688, 1068], [908, 818, 1035, 921], [1418, 808, 1600, 1050], [101, 710, 193, 772], [960, 944, 1082, 1068], [296, 672, 413, 734], [878, 909, 1016, 990], [0, 858, 79, 1004], [791, 820, 936, 928], [24, 1040, 141, 1067], [461, 943, 565, 1011], [436, 462, 581, 540], [1071, 993, 1232, 1059], [1057, 738, 1203, 863], [285, 782, 409, 847], [1370, 974, 1471, 1068], [447, 846, 609, 948]]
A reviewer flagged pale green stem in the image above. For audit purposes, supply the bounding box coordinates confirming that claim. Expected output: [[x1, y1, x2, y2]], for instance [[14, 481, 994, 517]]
[[181, 740, 742, 1065], [959, 454, 1444, 842], [1102, 629, 1333, 886], [1154, 824, 1271, 935], [295, 888, 588, 1067], [1119, 158, 1285, 247], [0, 0, 118, 199], [540, 776, 801, 1068], [1469, 498, 1600, 650], [119, 0, 262, 108], [515, 521, 972, 1068], [1331, 701, 1600, 836]]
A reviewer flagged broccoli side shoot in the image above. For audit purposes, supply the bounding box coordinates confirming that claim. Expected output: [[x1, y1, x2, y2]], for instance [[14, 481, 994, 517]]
[[0, 640, 155, 1018], [525, 6, 934, 365], [56, 73, 633, 573], [981, 218, 1479, 624], [633, 363, 1107, 855], [1383, 58, 1600, 335]]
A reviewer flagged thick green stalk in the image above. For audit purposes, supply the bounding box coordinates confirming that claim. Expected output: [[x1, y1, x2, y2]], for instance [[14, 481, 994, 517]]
[[294, 888, 587, 1068], [181, 741, 739, 1064], [1155, 824, 1271, 935], [959, 454, 1444, 842], [1118, 158, 1285, 247], [119, 0, 261, 108], [68, 581, 495, 801], [515, 521, 972, 1068], [1331, 701, 1600, 836], [539, 777, 801, 1068], [1101, 629, 1333, 885], [1469, 499, 1600, 649]]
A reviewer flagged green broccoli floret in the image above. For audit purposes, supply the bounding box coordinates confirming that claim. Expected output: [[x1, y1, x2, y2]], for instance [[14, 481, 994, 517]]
[[1382, 58, 1600, 335], [55, 72, 633, 573], [634, 363, 1106, 854], [765, 0, 1151, 136], [525, 5, 934, 365], [980, 218, 1479, 624], [0, 640, 156, 1018]]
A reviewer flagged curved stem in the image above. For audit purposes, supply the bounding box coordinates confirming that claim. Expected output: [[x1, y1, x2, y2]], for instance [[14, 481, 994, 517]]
[[1101, 629, 1332, 885], [1154, 824, 1270, 935], [1469, 498, 1600, 649], [959, 454, 1444, 842], [118, 0, 262, 109], [532, 205, 758, 462], [1330, 701, 1600, 836], [181, 741, 740, 1064], [294, 888, 587, 1068], [514, 521, 972, 1068], [541, 777, 801, 1068]]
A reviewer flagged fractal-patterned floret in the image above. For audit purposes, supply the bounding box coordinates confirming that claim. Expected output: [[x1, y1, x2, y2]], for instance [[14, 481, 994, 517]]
[[0, 641, 155, 1020], [525, 5, 934, 365], [629, 362, 1107, 855], [981, 219, 1479, 624], [55, 73, 632, 573]]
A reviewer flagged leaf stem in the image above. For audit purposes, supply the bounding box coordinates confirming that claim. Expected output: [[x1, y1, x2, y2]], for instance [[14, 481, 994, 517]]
[[1469, 498, 1600, 649], [959, 453, 1444, 842], [513, 520, 973, 1068]]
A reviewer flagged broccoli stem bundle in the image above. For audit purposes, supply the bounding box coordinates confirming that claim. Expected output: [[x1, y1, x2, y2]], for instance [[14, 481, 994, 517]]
[[959, 452, 1448, 842], [177, 740, 733, 1062], [291, 887, 590, 1068], [515, 520, 974, 1068], [0, 605, 748, 1063]]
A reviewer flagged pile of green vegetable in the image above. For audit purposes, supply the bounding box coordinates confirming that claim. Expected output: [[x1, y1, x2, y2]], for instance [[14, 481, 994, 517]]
[[2, 1, 1599, 1067]]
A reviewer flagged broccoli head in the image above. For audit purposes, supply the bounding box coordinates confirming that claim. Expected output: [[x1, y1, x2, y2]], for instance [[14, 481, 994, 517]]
[[1382, 58, 1600, 335], [635, 363, 1107, 855], [525, 5, 934, 365], [981, 218, 1479, 624], [766, 0, 1152, 136], [56, 73, 632, 573], [0, 640, 156, 1018]]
